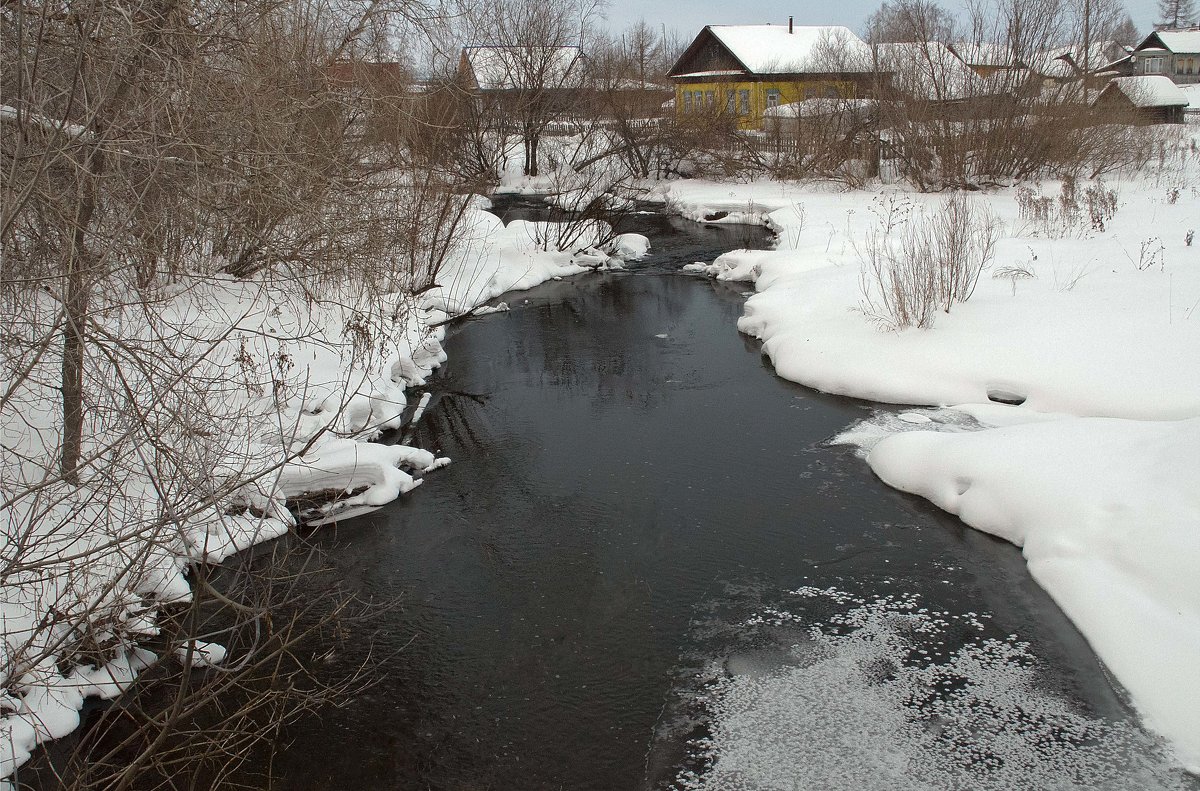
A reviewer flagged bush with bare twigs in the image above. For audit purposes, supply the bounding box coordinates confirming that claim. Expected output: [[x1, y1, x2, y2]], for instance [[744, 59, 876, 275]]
[[858, 193, 999, 329], [1, 0, 470, 783]]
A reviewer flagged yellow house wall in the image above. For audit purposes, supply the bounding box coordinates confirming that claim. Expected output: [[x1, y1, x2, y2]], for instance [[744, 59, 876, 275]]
[[675, 79, 858, 129]]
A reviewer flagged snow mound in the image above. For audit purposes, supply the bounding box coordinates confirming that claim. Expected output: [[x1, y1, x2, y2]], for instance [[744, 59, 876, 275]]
[[867, 415, 1200, 771]]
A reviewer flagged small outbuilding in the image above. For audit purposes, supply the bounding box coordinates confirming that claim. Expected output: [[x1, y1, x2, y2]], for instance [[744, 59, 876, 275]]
[[1092, 75, 1190, 123]]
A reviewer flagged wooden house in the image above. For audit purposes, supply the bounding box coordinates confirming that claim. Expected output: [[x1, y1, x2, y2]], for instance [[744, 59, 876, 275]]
[[948, 42, 1024, 79], [327, 60, 410, 93], [667, 21, 878, 129], [457, 45, 587, 115], [1092, 74, 1189, 123], [1130, 30, 1200, 84]]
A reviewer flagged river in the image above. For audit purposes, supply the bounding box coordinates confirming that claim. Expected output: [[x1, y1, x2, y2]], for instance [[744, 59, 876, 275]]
[[251, 197, 1193, 790], [29, 198, 1193, 789]]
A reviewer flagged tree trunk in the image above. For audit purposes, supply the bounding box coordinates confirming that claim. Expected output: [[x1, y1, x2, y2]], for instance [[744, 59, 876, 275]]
[[524, 131, 540, 177], [61, 148, 103, 484]]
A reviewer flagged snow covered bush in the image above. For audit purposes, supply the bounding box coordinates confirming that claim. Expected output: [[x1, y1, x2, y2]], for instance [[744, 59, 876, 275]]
[[858, 194, 998, 330]]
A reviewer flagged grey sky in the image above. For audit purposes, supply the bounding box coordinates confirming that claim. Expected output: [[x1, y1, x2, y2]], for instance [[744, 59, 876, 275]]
[[601, 0, 1164, 43]]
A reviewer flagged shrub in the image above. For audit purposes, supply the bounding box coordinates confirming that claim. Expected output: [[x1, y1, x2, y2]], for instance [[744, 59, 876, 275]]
[[859, 193, 999, 330]]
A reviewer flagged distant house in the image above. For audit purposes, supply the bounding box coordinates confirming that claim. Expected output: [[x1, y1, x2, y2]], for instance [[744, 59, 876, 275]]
[[948, 42, 1024, 78], [592, 77, 675, 119], [1092, 74, 1190, 122], [873, 42, 986, 103], [327, 60, 411, 96], [1029, 41, 1128, 87], [667, 21, 877, 129], [1130, 30, 1200, 84], [869, 42, 1022, 119], [457, 44, 587, 108], [1096, 50, 1136, 81]]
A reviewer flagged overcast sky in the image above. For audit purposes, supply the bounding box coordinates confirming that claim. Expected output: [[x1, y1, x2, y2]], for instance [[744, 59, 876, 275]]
[[601, 0, 1163, 42]]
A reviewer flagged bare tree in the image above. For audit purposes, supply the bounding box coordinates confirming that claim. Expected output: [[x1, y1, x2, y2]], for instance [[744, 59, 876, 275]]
[[461, 0, 602, 177], [1158, 0, 1198, 28], [864, 0, 957, 43], [1066, 0, 1126, 73], [1108, 12, 1140, 46], [1, 0, 478, 782], [574, 22, 678, 178]]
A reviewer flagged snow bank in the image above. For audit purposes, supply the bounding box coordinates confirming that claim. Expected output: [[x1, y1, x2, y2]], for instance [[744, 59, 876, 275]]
[[663, 133, 1200, 770], [606, 232, 651, 261], [868, 415, 1200, 770], [673, 180, 1200, 419], [422, 211, 626, 316]]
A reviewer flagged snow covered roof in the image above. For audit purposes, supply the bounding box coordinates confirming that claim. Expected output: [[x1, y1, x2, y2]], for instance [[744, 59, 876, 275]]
[[762, 97, 876, 118], [0, 103, 92, 139], [950, 42, 1019, 68], [672, 69, 745, 78], [701, 25, 872, 74], [1029, 42, 1119, 77], [1097, 75, 1189, 107], [460, 46, 584, 91], [874, 42, 984, 100], [1153, 30, 1200, 53], [1180, 82, 1200, 103]]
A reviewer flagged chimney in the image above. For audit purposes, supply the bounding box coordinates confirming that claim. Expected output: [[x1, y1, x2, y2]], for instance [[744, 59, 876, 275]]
[[789, 16, 794, 34]]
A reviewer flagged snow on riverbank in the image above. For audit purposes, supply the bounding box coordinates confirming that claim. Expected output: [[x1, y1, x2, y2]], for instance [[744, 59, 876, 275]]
[[663, 132, 1200, 768], [1, 199, 634, 779], [868, 413, 1200, 772]]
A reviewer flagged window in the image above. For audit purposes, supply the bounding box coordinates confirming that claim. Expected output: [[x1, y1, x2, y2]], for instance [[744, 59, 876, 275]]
[[694, 90, 703, 109], [803, 87, 817, 99], [766, 89, 781, 109], [726, 91, 736, 113], [825, 86, 841, 99], [1145, 56, 1163, 74], [738, 89, 749, 115], [683, 92, 692, 113], [704, 90, 714, 108]]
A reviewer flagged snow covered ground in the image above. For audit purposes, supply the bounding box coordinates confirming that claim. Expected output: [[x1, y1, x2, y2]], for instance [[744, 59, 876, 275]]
[[665, 128, 1200, 770], [0, 197, 644, 780]]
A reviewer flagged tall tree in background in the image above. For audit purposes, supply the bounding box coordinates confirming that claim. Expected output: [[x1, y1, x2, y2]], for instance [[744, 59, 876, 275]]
[[1108, 12, 1140, 45], [1067, 0, 1125, 73], [1158, 0, 1197, 28], [864, 0, 956, 43], [480, 0, 601, 177]]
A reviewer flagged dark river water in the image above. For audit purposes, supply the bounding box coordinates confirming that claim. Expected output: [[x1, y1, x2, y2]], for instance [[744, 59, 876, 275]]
[[251, 198, 1194, 790], [27, 198, 1193, 789]]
